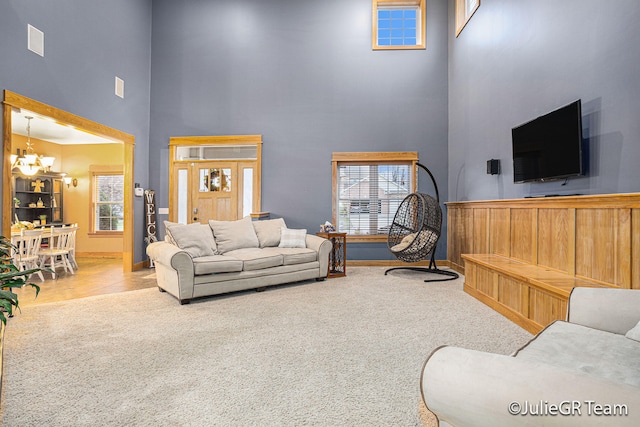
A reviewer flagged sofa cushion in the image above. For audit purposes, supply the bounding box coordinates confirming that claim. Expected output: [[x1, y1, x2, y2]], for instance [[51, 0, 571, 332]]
[[164, 221, 217, 257], [252, 218, 287, 248], [224, 248, 283, 271], [625, 320, 640, 342], [262, 247, 317, 265], [209, 217, 259, 254], [278, 228, 307, 248], [516, 320, 640, 387], [192, 255, 243, 275]]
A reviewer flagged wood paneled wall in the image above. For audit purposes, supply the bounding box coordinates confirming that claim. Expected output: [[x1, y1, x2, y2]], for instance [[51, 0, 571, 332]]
[[447, 193, 640, 290]]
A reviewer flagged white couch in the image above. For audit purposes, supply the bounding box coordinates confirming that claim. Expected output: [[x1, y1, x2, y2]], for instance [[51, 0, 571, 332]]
[[420, 287, 640, 426], [146, 217, 332, 304]]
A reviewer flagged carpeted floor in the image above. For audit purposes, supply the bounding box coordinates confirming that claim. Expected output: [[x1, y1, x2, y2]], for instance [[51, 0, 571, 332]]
[[1, 267, 532, 426]]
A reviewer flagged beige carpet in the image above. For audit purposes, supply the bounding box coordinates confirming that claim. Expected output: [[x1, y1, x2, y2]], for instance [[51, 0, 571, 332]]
[[1, 267, 532, 426]]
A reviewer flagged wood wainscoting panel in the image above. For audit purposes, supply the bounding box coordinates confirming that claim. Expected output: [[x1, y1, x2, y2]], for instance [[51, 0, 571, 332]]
[[448, 207, 474, 272], [510, 208, 536, 263], [537, 208, 575, 275], [529, 287, 568, 328], [450, 194, 640, 331], [476, 265, 496, 298], [473, 208, 489, 254], [489, 208, 510, 257], [575, 208, 631, 288], [464, 262, 477, 290], [498, 275, 528, 317]]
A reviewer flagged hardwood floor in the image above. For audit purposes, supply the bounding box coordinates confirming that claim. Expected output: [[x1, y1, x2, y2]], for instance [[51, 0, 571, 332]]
[[14, 257, 157, 307]]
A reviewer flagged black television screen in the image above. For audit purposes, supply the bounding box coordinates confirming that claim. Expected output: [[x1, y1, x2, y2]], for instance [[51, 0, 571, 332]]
[[512, 100, 583, 183]]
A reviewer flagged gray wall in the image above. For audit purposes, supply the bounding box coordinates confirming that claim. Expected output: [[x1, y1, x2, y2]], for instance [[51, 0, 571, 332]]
[[448, 0, 640, 201], [149, 0, 451, 260], [0, 0, 152, 262]]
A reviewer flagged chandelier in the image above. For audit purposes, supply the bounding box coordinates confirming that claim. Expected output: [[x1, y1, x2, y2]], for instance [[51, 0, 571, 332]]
[[10, 116, 56, 176]]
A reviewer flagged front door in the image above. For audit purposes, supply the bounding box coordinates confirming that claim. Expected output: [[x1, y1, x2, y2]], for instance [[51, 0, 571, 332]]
[[191, 162, 238, 223], [169, 135, 263, 225]]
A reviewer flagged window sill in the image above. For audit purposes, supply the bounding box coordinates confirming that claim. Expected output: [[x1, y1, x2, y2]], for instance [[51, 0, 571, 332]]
[[344, 234, 387, 243], [88, 232, 123, 238]]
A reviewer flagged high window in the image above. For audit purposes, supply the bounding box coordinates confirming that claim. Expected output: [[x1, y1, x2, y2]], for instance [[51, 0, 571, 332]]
[[332, 152, 418, 242], [372, 0, 426, 50], [91, 168, 124, 234]]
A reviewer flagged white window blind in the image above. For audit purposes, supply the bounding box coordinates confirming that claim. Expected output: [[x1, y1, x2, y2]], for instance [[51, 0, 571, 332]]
[[95, 174, 124, 231], [337, 164, 411, 235]]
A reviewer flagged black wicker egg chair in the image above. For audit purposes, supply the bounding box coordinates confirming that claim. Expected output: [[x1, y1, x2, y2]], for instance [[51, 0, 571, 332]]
[[384, 163, 459, 282]]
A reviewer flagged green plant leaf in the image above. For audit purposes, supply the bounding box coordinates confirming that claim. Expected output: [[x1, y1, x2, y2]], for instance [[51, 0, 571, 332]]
[[0, 299, 14, 314]]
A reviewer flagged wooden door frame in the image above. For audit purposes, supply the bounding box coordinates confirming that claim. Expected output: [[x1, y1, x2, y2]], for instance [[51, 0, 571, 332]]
[[2, 90, 135, 272], [168, 135, 262, 222]]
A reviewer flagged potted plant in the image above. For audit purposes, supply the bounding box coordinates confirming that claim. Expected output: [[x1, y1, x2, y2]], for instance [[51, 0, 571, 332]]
[[13, 198, 20, 209], [0, 235, 41, 325]]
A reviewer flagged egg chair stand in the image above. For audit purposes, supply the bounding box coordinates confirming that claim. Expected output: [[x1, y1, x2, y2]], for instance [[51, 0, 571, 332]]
[[384, 163, 459, 282]]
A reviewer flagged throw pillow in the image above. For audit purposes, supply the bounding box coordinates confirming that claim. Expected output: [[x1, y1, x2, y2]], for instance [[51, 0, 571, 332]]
[[209, 216, 259, 254], [278, 228, 307, 248], [625, 320, 640, 342], [163, 222, 217, 258], [253, 218, 287, 248], [163, 221, 178, 245]]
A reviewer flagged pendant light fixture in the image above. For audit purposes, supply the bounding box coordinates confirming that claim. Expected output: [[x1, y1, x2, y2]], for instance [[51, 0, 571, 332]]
[[13, 116, 56, 176]]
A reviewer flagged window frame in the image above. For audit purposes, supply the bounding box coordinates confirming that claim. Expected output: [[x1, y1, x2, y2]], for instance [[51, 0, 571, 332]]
[[89, 165, 124, 236], [455, 0, 480, 37], [372, 0, 426, 50], [332, 152, 419, 243]]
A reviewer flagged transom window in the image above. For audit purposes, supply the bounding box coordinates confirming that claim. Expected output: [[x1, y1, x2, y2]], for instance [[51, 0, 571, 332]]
[[332, 152, 418, 242], [372, 0, 425, 50]]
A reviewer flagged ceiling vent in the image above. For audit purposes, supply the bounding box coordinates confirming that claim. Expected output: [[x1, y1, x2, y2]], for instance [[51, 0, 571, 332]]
[[28, 24, 44, 57]]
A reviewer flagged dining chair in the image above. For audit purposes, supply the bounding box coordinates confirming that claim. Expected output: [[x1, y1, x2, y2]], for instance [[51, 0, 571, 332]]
[[38, 226, 75, 279], [12, 228, 45, 282], [66, 223, 79, 270]]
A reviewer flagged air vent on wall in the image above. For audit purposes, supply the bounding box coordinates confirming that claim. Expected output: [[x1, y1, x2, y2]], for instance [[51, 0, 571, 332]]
[[28, 24, 44, 57], [115, 76, 125, 98]]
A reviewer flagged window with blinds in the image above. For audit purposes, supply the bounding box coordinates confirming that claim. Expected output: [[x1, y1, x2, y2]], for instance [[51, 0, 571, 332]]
[[332, 152, 418, 241], [93, 174, 124, 232]]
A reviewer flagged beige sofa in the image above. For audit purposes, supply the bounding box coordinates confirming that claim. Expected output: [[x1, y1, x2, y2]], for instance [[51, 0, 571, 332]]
[[420, 287, 640, 426], [146, 217, 332, 304]]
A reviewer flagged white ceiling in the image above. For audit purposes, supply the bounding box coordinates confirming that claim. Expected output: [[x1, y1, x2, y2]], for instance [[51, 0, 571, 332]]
[[12, 108, 117, 145]]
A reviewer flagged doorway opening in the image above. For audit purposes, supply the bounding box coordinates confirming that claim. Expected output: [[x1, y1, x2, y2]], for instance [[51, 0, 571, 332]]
[[2, 90, 135, 272]]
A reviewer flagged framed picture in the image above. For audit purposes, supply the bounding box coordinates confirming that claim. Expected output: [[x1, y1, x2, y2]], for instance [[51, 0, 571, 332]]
[[455, 0, 480, 37]]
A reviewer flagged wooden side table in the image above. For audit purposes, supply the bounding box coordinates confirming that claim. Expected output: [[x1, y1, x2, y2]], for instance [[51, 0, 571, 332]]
[[316, 232, 346, 278]]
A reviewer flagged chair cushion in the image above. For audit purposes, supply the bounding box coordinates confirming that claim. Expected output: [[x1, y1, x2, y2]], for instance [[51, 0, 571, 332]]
[[209, 217, 259, 254], [262, 247, 317, 265], [515, 321, 640, 387], [252, 218, 287, 248], [192, 255, 243, 275], [224, 248, 283, 271]]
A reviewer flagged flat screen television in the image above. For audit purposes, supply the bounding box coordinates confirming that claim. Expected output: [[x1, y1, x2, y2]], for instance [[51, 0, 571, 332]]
[[512, 100, 583, 183]]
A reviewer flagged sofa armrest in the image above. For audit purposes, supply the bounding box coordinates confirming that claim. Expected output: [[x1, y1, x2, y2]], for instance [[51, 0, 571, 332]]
[[305, 234, 332, 277], [421, 346, 640, 426], [146, 241, 195, 302], [568, 287, 640, 335]]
